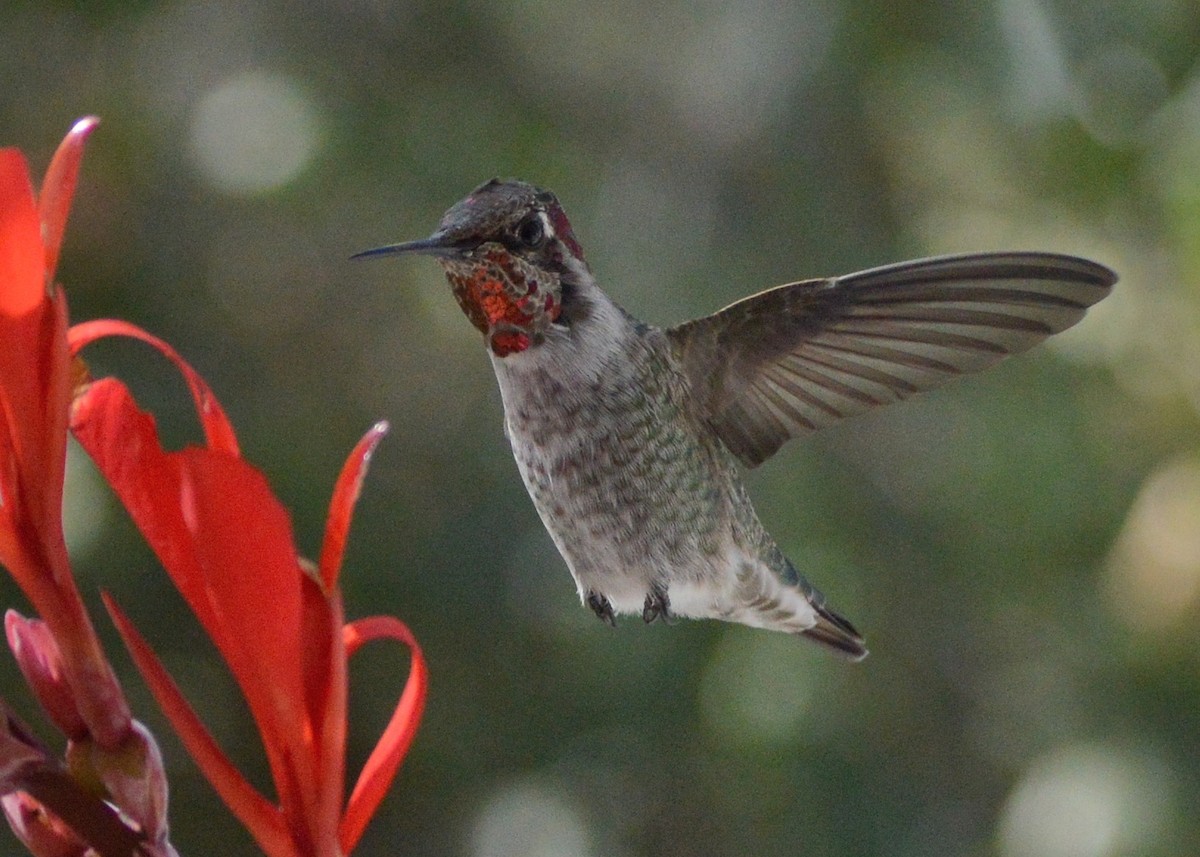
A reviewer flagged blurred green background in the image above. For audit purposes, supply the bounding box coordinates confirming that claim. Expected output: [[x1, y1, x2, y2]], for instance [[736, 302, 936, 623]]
[[4, 0, 1200, 855]]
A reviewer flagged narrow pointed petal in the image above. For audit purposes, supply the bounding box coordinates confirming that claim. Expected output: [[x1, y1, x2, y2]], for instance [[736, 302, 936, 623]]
[[69, 319, 238, 456], [296, 580, 345, 856], [37, 117, 99, 283], [0, 138, 74, 533], [338, 616, 427, 854], [103, 595, 295, 857], [0, 288, 73, 590], [39, 288, 72, 531], [318, 421, 389, 591]]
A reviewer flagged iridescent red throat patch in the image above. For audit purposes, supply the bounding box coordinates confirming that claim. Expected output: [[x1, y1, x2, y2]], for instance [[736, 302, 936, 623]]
[[444, 249, 561, 357]]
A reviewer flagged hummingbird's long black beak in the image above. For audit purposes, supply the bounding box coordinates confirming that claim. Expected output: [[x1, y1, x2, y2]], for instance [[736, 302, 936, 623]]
[[350, 231, 464, 261]]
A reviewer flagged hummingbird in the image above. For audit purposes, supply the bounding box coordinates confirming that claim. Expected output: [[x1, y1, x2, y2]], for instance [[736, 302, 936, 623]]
[[356, 179, 1115, 659]]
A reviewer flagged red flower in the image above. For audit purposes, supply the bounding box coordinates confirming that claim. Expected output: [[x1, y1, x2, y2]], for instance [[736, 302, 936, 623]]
[[0, 117, 131, 745], [69, 321, 427, 857], [2, 119, 425, 857], [1, 119, 174, 856]]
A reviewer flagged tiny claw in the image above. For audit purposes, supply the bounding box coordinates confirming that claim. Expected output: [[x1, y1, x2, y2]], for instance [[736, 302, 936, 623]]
[[642, 585, 672, 624], [586, 592, 616, 627]]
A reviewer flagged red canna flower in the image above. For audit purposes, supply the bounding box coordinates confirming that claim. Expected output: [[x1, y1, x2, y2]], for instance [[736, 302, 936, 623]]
[[3, 119, 424, 856], [0, 117, 131, 746], [69, 321, 427, 857], [1, 119, 174, 856]]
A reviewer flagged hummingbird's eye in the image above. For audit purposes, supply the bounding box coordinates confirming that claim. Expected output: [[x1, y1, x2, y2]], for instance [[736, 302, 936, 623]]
[[515, 215, 546, 249]]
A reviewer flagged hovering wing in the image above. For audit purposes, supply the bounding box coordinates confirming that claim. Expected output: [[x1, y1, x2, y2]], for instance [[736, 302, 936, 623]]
[[667, 252, 1116, 468]]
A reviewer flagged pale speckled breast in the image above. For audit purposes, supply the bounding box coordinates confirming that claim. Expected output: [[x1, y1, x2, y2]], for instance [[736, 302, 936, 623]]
[[494, 328, 736, 608]]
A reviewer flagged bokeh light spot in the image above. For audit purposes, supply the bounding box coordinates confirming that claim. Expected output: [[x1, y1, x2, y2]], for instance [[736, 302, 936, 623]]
[[997, 0, 1072, 119], [998, 745, 1172, 857], [469, 777, 595, 857], [189, 70, 321, 195], [1105, 455, 1200, 633]]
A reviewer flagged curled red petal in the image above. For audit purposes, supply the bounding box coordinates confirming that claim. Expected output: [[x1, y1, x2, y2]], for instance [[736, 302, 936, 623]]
[[338, 616, 427, 855], [69, 319, 238, 455], [103, 594, 296, 857], [318, 422, 389, 591], [37, 116, 99, 282]]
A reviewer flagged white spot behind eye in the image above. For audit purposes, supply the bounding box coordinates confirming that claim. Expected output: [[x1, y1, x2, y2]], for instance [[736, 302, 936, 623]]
[[538, 210, 555, 239]]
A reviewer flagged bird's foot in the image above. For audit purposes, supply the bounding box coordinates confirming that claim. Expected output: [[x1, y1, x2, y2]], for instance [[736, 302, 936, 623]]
[[587, 591, 616, 627], [642, 585, 673, 624]]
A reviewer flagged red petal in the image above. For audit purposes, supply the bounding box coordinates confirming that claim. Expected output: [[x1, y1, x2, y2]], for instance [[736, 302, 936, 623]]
[[103, 594, 296, 857], [0, 147, 43, 315], [71, 378, 310, 812], [0, 137, 74, 531], [70, 378, 220, 634], [318, 422, 389, 591], [69, 319, 238, 456], [297, 581, 345, 855], [37, 288, 71, 537], [175, 447, 308, 746], [0, 297, 67, 601], [37, 117, 98, 282], [0, 277, 126, 746], [338, 616, 427, 854], [0, 145, 64, 535], [0, 289, 72, 539]]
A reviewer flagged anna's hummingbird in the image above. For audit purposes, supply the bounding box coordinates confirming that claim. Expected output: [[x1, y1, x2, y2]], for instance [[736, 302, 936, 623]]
[[357, 179, 1115, 659]]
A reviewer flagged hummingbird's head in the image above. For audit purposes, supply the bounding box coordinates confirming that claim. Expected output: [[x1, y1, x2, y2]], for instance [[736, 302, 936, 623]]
[[355, 179, 589, 357]]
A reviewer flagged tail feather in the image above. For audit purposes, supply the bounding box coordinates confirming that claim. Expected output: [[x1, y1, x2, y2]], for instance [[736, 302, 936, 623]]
[[731, 558, 868, 659], [801, 603, 868, 660], [781, 558, 868, 660]]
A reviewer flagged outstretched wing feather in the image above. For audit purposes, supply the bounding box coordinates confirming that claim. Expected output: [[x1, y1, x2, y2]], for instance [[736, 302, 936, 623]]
[[668, 252, 1115, 467]]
